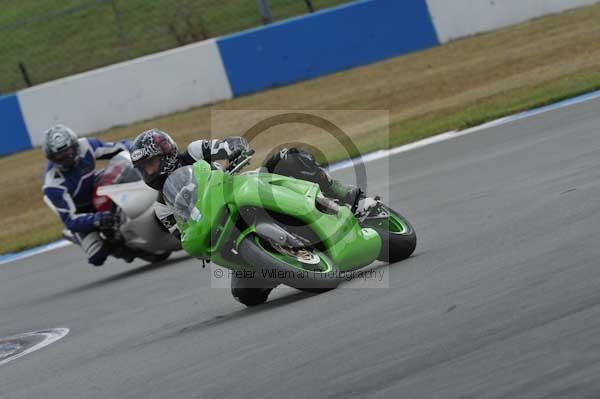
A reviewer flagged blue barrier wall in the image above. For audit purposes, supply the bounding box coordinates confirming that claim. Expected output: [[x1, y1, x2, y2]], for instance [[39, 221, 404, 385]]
[[217, 0, 440, 96], [0, 94, 31, 156]]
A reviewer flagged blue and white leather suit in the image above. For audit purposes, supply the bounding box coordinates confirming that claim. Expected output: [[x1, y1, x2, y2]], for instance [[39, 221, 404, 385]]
[[42, 138, 130, 265]]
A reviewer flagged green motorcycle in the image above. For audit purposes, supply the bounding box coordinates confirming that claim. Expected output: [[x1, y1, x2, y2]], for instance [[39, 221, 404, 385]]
[[163, 151, 416, 305]]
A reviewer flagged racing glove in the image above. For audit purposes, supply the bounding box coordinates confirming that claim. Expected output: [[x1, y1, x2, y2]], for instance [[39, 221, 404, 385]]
[[227, 147, 249, 162], [93, 211, 119, 232]]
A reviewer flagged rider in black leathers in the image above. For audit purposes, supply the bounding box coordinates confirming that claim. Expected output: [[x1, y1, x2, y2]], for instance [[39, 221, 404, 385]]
[[130, 128, 365, 304]]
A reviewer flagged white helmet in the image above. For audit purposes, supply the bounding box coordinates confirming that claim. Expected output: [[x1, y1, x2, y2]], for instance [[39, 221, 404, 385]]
[[43, 124, 80, 170]]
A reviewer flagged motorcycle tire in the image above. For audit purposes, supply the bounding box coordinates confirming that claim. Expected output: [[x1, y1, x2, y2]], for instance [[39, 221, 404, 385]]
[[238, 234, 343, 293], [364, 206, 416, 263]]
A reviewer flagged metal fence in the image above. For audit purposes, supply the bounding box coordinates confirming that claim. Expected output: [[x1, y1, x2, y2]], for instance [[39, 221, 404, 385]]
[[0, 0, 352, 94]]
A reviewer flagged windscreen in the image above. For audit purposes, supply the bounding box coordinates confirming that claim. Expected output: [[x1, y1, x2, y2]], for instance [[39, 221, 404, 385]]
[[98, 152, 143, 186], [162, 166, 198, 222]]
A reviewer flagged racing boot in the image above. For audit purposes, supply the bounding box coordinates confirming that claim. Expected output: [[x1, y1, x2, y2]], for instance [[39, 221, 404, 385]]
[[323, 180, 364, 212], [324, 180, 381, 217], [111, 245, 136, 263]]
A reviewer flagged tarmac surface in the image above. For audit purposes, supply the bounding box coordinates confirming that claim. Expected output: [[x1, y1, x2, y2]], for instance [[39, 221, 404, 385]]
[[2, 99, 600, 398]]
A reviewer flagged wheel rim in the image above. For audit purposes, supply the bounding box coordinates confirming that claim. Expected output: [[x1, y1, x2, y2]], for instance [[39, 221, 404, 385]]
[[388, 213, 409, 234], [253, 236, 333, 273], [367, 212, 410, 235]]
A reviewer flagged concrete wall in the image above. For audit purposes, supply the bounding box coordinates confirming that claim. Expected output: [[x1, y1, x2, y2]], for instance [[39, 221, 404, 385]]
[[426, 0, 599, 43], [18, 39, 232, 147]]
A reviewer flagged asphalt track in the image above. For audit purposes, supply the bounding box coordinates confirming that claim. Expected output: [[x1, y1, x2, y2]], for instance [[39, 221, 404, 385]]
[[2, 98, 600, 399]]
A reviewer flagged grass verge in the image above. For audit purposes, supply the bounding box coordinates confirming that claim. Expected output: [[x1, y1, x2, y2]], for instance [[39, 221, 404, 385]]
[[1, 4, 599, 254], [0, 0, 349, 92]]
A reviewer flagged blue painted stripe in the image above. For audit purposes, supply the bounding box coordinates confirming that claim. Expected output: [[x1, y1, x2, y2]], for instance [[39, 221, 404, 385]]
[[0, 93, 32, 155], [217, 0, 440, 97]]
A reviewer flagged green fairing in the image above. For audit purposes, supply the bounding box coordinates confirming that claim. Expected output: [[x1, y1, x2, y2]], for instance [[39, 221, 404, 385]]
[[179, 161, 381, 272]]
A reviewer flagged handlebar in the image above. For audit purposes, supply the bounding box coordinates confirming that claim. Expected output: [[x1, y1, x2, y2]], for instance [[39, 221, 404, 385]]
[[226, 149, 255, 175]]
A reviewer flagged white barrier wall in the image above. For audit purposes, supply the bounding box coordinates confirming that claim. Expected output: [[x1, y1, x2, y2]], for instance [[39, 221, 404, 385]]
[[18, 39, 232, 146], [3, 0, 598, 156], [427, 0, 599, 43]]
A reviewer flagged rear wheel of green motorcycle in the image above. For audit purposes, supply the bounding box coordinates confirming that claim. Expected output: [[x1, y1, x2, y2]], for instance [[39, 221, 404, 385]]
[[238, 234, 343, 293], [364, 207, 416, 263]]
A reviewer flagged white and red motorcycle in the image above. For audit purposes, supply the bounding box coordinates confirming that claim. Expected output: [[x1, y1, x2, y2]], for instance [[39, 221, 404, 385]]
[[63, 152, 181, 263]]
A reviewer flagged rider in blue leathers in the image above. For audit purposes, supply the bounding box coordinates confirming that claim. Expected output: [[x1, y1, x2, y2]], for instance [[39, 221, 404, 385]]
[[42, 124, 131, 266]]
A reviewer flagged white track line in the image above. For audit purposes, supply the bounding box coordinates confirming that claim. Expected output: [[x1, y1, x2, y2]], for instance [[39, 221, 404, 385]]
[[328, 89, 600, 172], [0, 328, 70, 367], [0, 240, 71, 266], [3, 89, 600, 264]]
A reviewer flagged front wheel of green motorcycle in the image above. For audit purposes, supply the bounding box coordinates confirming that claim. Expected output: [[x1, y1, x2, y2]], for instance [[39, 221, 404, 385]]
[[238, 234, 344, 293], [363, 206, 417, 263]]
